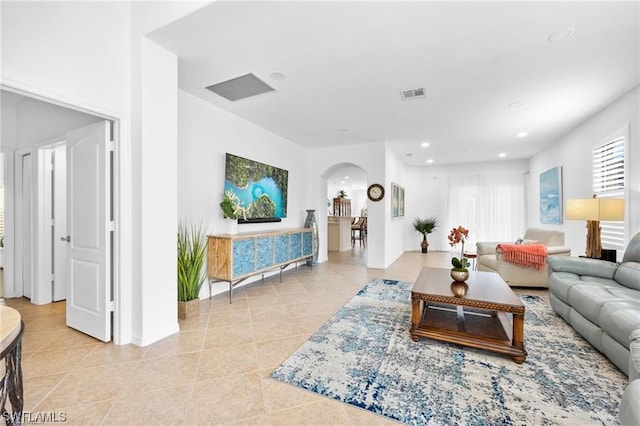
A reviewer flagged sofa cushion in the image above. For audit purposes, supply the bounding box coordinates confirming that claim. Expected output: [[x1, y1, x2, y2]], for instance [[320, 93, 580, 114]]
[[614, 262, 640, 291], [548, 272, 582, 302], [567, 285, 627, 325], [599, 301, 640, 349], [547, 256, 617, 279]]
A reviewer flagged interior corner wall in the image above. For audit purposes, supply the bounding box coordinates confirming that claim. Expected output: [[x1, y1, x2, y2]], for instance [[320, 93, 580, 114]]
[[177, 89, 310, 298], [528, 86, 640, 256]]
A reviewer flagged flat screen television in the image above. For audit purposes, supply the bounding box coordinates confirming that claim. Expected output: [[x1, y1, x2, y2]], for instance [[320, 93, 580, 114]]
[[224, 153, 288, 222]]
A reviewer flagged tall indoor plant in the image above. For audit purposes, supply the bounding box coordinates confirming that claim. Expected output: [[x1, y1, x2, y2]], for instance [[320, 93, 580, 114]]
[[413, 216, 439, 253], [177, 221, 207, 319]]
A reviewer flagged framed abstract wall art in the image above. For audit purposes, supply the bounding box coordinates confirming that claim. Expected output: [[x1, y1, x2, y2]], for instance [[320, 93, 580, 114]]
[[391, 182, 405, 219], [540, 166, 562, 224]]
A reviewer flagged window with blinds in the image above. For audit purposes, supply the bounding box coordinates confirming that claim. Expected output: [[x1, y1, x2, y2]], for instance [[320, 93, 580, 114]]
[[592, 132, 626, 250]]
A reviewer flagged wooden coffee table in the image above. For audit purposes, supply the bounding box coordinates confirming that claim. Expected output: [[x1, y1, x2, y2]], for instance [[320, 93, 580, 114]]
[[410, 267, 527, 363]]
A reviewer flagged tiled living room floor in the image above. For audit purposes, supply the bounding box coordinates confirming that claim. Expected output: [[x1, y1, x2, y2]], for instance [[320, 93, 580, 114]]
[[4, 249, 549, 425]]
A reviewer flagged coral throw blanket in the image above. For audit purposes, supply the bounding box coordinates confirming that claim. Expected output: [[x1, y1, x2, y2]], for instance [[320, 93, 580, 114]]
[[497, 244, 548, 270]]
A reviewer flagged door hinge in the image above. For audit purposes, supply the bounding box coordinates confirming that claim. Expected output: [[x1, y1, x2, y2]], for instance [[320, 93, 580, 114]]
[[108, 221, 115, 232], [108, 140, 115, 152], [109, 300, 115, 312]]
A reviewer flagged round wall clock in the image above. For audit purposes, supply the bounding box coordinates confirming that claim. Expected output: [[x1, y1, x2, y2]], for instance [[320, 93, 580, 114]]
[[367, 183, 385, 202]]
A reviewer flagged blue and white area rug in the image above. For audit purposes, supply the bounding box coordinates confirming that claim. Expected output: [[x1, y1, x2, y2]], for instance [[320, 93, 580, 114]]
[[271, 278, 627, 425]]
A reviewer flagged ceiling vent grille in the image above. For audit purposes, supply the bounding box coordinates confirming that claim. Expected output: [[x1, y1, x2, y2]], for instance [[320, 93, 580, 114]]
[[206, 73, 275, 101], [400, 87, 426, 101]]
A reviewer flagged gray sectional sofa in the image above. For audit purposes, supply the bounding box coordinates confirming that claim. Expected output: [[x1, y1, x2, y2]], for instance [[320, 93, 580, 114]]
[[547, 233, 640, 425]]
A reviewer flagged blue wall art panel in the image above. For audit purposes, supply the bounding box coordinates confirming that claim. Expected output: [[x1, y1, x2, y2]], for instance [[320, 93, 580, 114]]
[[233, 239, 255, 277], [275, 235, 290, 264], [256, 237, 274, 270], [540, 166, 563, 224]]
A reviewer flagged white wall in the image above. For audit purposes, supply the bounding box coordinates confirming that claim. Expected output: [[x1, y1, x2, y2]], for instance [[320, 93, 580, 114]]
[[177, 90, 310, 297], [401, 159, 529, 252], [384, 144, 407, 268], [529, 86, 639, 256], [1, 1, 132, 116], [1, 1, 206, 345], [310, 143, 388, 267]]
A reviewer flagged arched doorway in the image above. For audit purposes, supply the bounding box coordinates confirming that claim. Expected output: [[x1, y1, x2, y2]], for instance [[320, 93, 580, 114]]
[[322, 163, 368, 267]]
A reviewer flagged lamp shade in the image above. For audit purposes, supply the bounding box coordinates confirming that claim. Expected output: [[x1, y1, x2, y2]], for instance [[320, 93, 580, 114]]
[[566, 198, 624, 221]]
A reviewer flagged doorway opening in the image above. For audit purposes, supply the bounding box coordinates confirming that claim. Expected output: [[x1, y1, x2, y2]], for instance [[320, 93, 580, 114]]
[[1, 87, 118, 342], [324, 163, 368, 268]]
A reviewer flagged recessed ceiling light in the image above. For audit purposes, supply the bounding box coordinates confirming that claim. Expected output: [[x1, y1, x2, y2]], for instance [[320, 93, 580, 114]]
[[421, 142, 430, 148], [547, 27, 575, 43], [344, 176, 349, 179], [270, 71, 286, 80], [499, 153, 507, 158], [427, 159, 434, 164], [517, 132, 528, 138], [341, 180, 345, 184], [509, 102, 523, 109]]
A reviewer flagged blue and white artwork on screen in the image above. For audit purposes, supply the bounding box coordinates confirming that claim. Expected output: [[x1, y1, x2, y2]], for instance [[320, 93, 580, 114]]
[[540, 166, 562, 224]]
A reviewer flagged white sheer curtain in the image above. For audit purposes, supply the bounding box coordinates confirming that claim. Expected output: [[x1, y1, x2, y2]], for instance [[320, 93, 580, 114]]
[[444, 174, 526, 250]]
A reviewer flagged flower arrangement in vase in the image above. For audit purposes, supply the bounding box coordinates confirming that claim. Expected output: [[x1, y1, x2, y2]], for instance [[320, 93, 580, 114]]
[[448, 225, 470, 282]]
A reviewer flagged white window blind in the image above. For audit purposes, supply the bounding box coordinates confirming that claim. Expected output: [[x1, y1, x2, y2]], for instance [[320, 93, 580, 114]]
[[593, 134, 625, 250]]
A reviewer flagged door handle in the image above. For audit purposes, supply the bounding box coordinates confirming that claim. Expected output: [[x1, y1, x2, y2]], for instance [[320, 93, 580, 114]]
[[61, 236, 71, 242]]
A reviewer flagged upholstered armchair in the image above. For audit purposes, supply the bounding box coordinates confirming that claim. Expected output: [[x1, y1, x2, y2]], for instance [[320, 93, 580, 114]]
[[476, 228, 571, 287]]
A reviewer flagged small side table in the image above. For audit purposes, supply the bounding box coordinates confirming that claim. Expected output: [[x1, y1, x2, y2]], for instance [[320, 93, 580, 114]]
[[463, 252, 477, 270], [1, 306, 24, 426]]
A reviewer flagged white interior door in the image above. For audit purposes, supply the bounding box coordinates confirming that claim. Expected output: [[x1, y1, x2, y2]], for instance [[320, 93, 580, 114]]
[[52, 144, 67, 301], [65, 121, 111, 342]]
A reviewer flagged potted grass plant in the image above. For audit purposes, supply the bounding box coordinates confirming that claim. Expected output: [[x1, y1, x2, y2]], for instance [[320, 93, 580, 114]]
[[177, 221, 207, 319], [413, 216, 439, 253]]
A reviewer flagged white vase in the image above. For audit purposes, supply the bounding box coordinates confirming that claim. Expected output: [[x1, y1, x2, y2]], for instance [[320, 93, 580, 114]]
[[226, 219, 238, 235]]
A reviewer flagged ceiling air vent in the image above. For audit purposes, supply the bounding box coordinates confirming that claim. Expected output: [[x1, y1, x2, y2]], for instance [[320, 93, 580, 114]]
[[400, 87, 426, 101], [206, 73, 275, 102]]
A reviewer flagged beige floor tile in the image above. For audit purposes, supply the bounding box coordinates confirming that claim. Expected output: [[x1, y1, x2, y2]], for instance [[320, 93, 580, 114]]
[[254, 335, 306, 371], [196, 343, 258, 382], [34, 361, 140, 411], [7, 249, 553, 426], [22, 373, 66, 412], [252, 317, 302, 342], [250, 303, 293, 322], [204, 323, 256, 349], [51, 399, 114, 425], [144, 329, 205, 359], [21, 345, 96, 379], [120, 352, 200, 397], [268, 399, 352, 425], [186, 372, 265, 425], [76, 341, 149, 368], [209, 306, 253, 327], [102, 384, 191, 425]]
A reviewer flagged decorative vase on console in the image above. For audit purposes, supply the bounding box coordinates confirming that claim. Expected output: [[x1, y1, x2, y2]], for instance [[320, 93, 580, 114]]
[[448, 225, 470, 282], [304, 209, 319, 266]]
